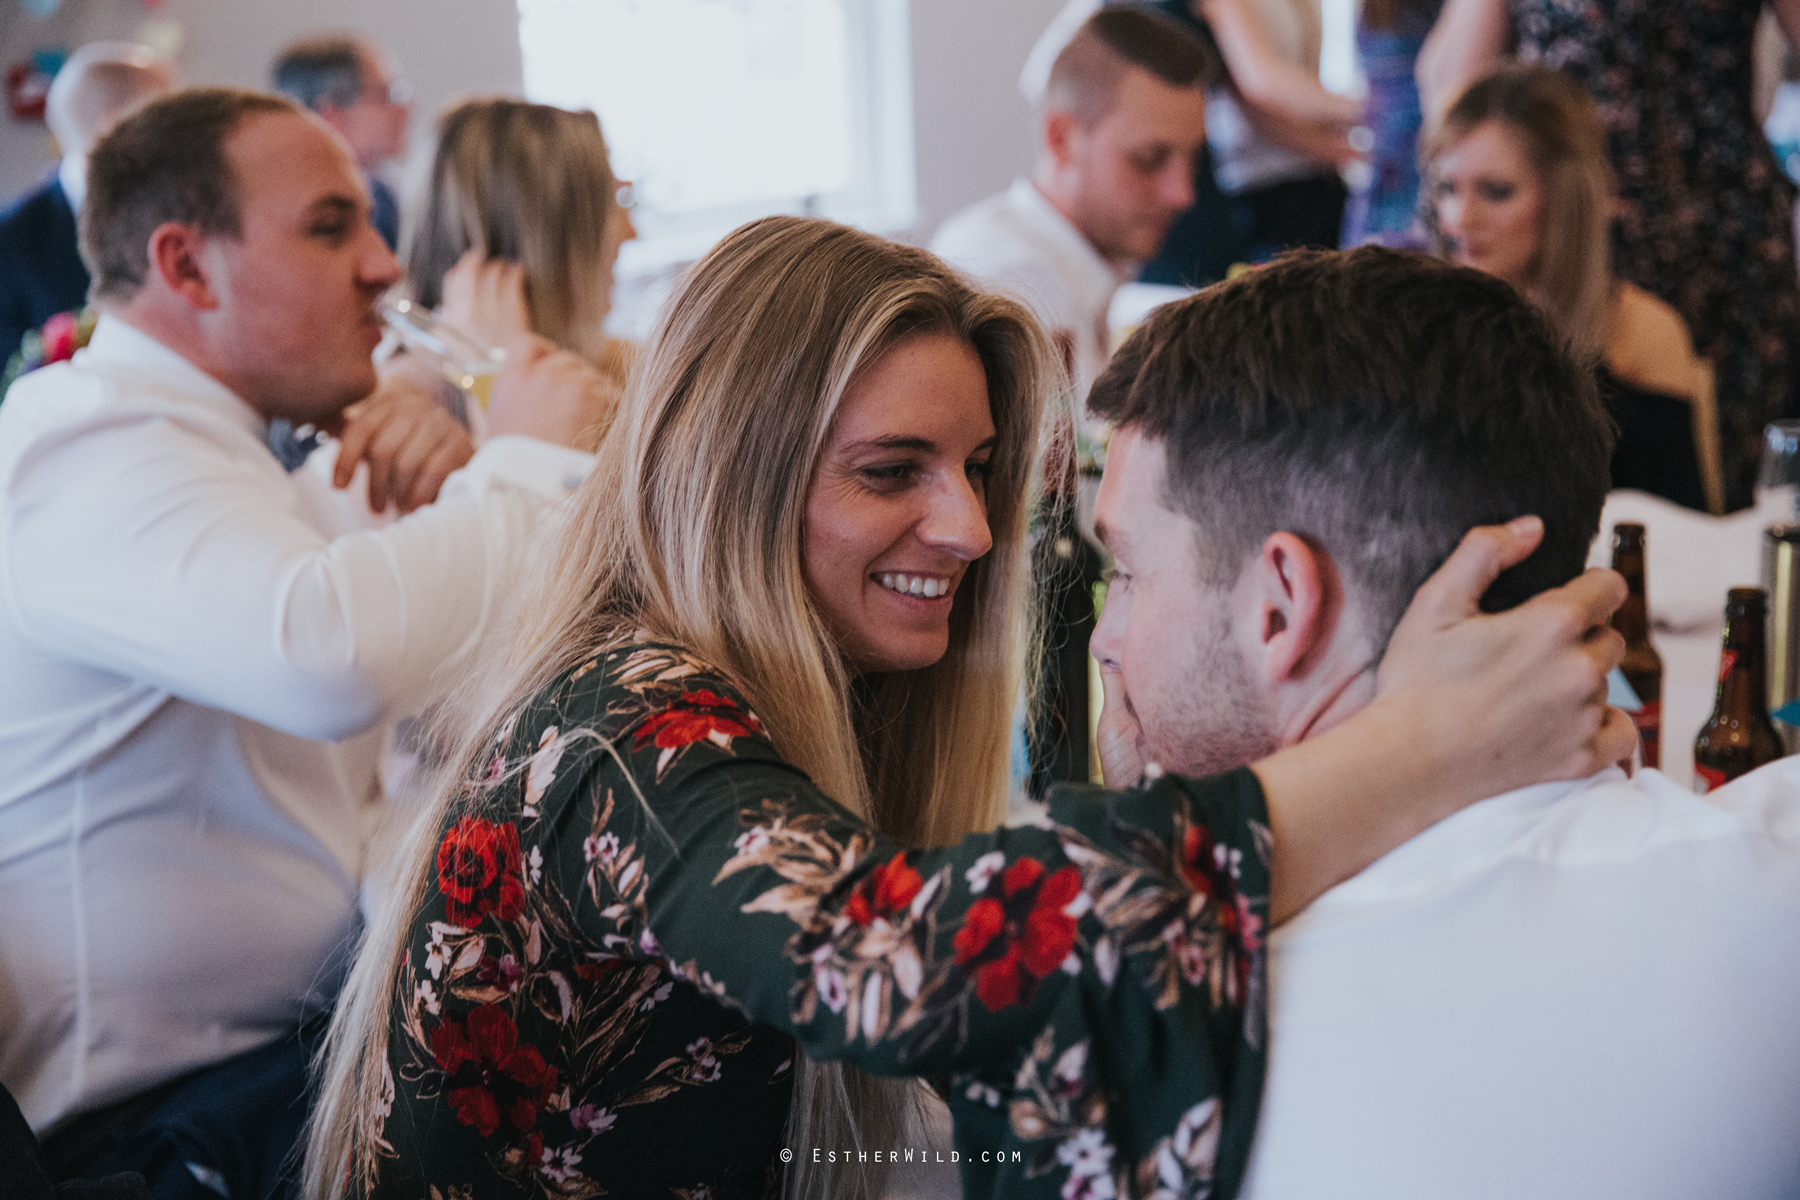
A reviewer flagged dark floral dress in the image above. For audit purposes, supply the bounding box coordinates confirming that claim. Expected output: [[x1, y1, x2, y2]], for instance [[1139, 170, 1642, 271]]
[[370, 643, 1271, 1200], [1512, 0, 1800, 509]]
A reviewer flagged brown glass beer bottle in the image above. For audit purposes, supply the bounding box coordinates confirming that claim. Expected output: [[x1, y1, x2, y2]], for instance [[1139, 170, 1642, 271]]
[[1609, 523, 1662, 769], [1693, 587, 1785, 792]]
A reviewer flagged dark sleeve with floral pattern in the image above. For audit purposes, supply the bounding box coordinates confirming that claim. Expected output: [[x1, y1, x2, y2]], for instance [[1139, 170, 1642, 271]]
[[376, 644, 1271, 1200]]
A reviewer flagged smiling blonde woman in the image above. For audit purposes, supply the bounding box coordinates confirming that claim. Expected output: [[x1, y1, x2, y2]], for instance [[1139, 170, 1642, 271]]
[[305, 217, 1633, 1200]]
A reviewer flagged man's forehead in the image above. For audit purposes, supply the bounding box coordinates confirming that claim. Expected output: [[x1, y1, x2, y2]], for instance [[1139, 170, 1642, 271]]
[[226, 110, 366, 209], [1096, 426, 1180, 548], [355, 45, 397, 89], [1103, 67, 1207, 135]]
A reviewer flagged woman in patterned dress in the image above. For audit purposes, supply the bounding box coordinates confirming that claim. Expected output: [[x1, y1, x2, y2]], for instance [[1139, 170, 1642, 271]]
[[1419, 0, 1800, 509], [305, 217, 1630, 1200]]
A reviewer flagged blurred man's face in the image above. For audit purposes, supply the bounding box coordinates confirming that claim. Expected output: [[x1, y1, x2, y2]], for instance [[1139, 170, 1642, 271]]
[[198, 111, 400, 423], [1057, 68, 1206, 265], [321, 46, 410, 168], [1090, 426, 1279, 778]]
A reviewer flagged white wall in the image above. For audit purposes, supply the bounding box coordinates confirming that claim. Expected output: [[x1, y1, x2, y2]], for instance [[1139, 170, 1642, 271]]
[[0, 0, 1056, 242], [904, 0, 1065, 240], [0, 0, 522, 201]]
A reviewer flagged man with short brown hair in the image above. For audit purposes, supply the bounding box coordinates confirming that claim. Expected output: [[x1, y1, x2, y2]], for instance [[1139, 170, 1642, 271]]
[[1088, 248, 1800, 1198], [0, 87, 607, 1195]]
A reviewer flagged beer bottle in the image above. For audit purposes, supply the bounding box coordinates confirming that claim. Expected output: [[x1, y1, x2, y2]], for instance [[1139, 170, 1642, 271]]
[[1693, 587, 1785, 792], [1609, 523, 1662, 769]]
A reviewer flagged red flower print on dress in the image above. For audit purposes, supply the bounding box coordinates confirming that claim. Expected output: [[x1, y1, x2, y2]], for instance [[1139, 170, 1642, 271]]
[[436, 816, 526, 929], [951, 856, 1084, 1010], [845, 854, 924, 926], [634, 688, 765, 779], [634, 688, 764, 750], [431, 1005, 557, 1144], [1178, 824, 1258, 956]]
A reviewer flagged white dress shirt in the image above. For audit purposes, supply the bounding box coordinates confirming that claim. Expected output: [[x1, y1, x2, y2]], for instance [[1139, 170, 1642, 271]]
[[0, 316, 592, 1133], [1240, 759, 1800, 1200], [931, 178, 1130, 424]]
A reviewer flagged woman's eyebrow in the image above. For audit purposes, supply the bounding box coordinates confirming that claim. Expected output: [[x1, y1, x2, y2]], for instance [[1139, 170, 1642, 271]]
[[840, 435, 936, 454], [839, 434, 997, 455]]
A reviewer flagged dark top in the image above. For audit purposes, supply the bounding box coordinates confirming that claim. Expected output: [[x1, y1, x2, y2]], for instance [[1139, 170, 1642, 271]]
[[1597, 365, 1709, 512], [0, 1078, 149, 1200], [367, 174, 400, 253], [371, 642, 1272, 1199], [1513, 0, 1800, 509], [0, 177, 89, 365]]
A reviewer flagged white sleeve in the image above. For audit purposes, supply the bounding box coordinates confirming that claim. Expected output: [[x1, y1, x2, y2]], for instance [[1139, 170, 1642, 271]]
[[3, 419, 590, 742]]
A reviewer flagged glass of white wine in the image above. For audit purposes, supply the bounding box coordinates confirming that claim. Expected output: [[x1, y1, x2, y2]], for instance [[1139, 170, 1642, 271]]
[[378, 296, 506, 411]]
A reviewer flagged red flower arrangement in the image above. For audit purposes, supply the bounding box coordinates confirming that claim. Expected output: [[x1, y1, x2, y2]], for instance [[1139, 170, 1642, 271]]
[[845, 853, 924, 927], [436, 816, 526, 928], [951, 856, 1083, 1010], [431, 1004, 557, 1150], [633, 688, 764, 752]]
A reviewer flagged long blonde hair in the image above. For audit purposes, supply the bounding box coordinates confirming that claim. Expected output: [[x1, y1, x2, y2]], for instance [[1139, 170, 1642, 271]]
[[1425, 66, 1615, 359], [306, 216, 1055, 1200], [403, 96, 618, 363]]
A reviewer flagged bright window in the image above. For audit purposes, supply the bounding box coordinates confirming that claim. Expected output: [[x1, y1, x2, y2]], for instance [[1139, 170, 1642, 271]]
[[517, 0, 917, 267]]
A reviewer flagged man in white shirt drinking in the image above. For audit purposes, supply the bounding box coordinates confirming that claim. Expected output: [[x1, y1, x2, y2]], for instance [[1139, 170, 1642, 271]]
[[1087, 247, 1800, 1199], [0, 87, 608, 1194]]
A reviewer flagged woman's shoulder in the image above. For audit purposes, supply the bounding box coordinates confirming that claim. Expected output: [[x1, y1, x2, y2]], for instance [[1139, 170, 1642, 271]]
[[1606, 283, 1700, 399], [498, 640, 760, 745], [483, 640, 776, 803]]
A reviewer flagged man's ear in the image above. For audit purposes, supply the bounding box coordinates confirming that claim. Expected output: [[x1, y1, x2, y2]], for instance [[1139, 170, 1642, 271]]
[[1042, 108, 1079, 170], [146, 222, 221, 312], [1246, 531, 1339, 684]]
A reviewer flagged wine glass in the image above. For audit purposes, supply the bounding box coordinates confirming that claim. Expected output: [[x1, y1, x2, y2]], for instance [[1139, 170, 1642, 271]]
[[1756, 420, 1800, 524]]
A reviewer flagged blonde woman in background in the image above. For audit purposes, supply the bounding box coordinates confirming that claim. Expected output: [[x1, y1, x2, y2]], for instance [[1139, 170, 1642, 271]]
[[1427, 66, 1715, 512], [306, 217, 1631, 1200], [397, 97, 636, 434]]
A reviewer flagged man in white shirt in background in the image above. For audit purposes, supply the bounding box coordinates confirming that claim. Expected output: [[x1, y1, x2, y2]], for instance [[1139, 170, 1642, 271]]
[[931, 6, 1214, 424], [1087, 247, 1800, 1199], [0, 87, 609, 1196]]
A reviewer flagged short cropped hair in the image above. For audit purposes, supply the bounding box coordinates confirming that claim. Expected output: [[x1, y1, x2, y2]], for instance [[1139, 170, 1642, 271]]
[[1089, 247, 1612, 638], [81, 86, 297, 303], [1045, 7, 1221, 127], [272, 35, 365, 111]]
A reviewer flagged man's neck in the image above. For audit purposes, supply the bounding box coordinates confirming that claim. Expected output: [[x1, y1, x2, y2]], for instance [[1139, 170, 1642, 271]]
[[1027, 170, 1137, 275], [104, 301, 264, 417], [1283, 665, 1378, 748]]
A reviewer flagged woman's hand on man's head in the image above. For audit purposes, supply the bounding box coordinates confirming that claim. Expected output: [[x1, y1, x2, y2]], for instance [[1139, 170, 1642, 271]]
[[1375, 516, 1635, 792]]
